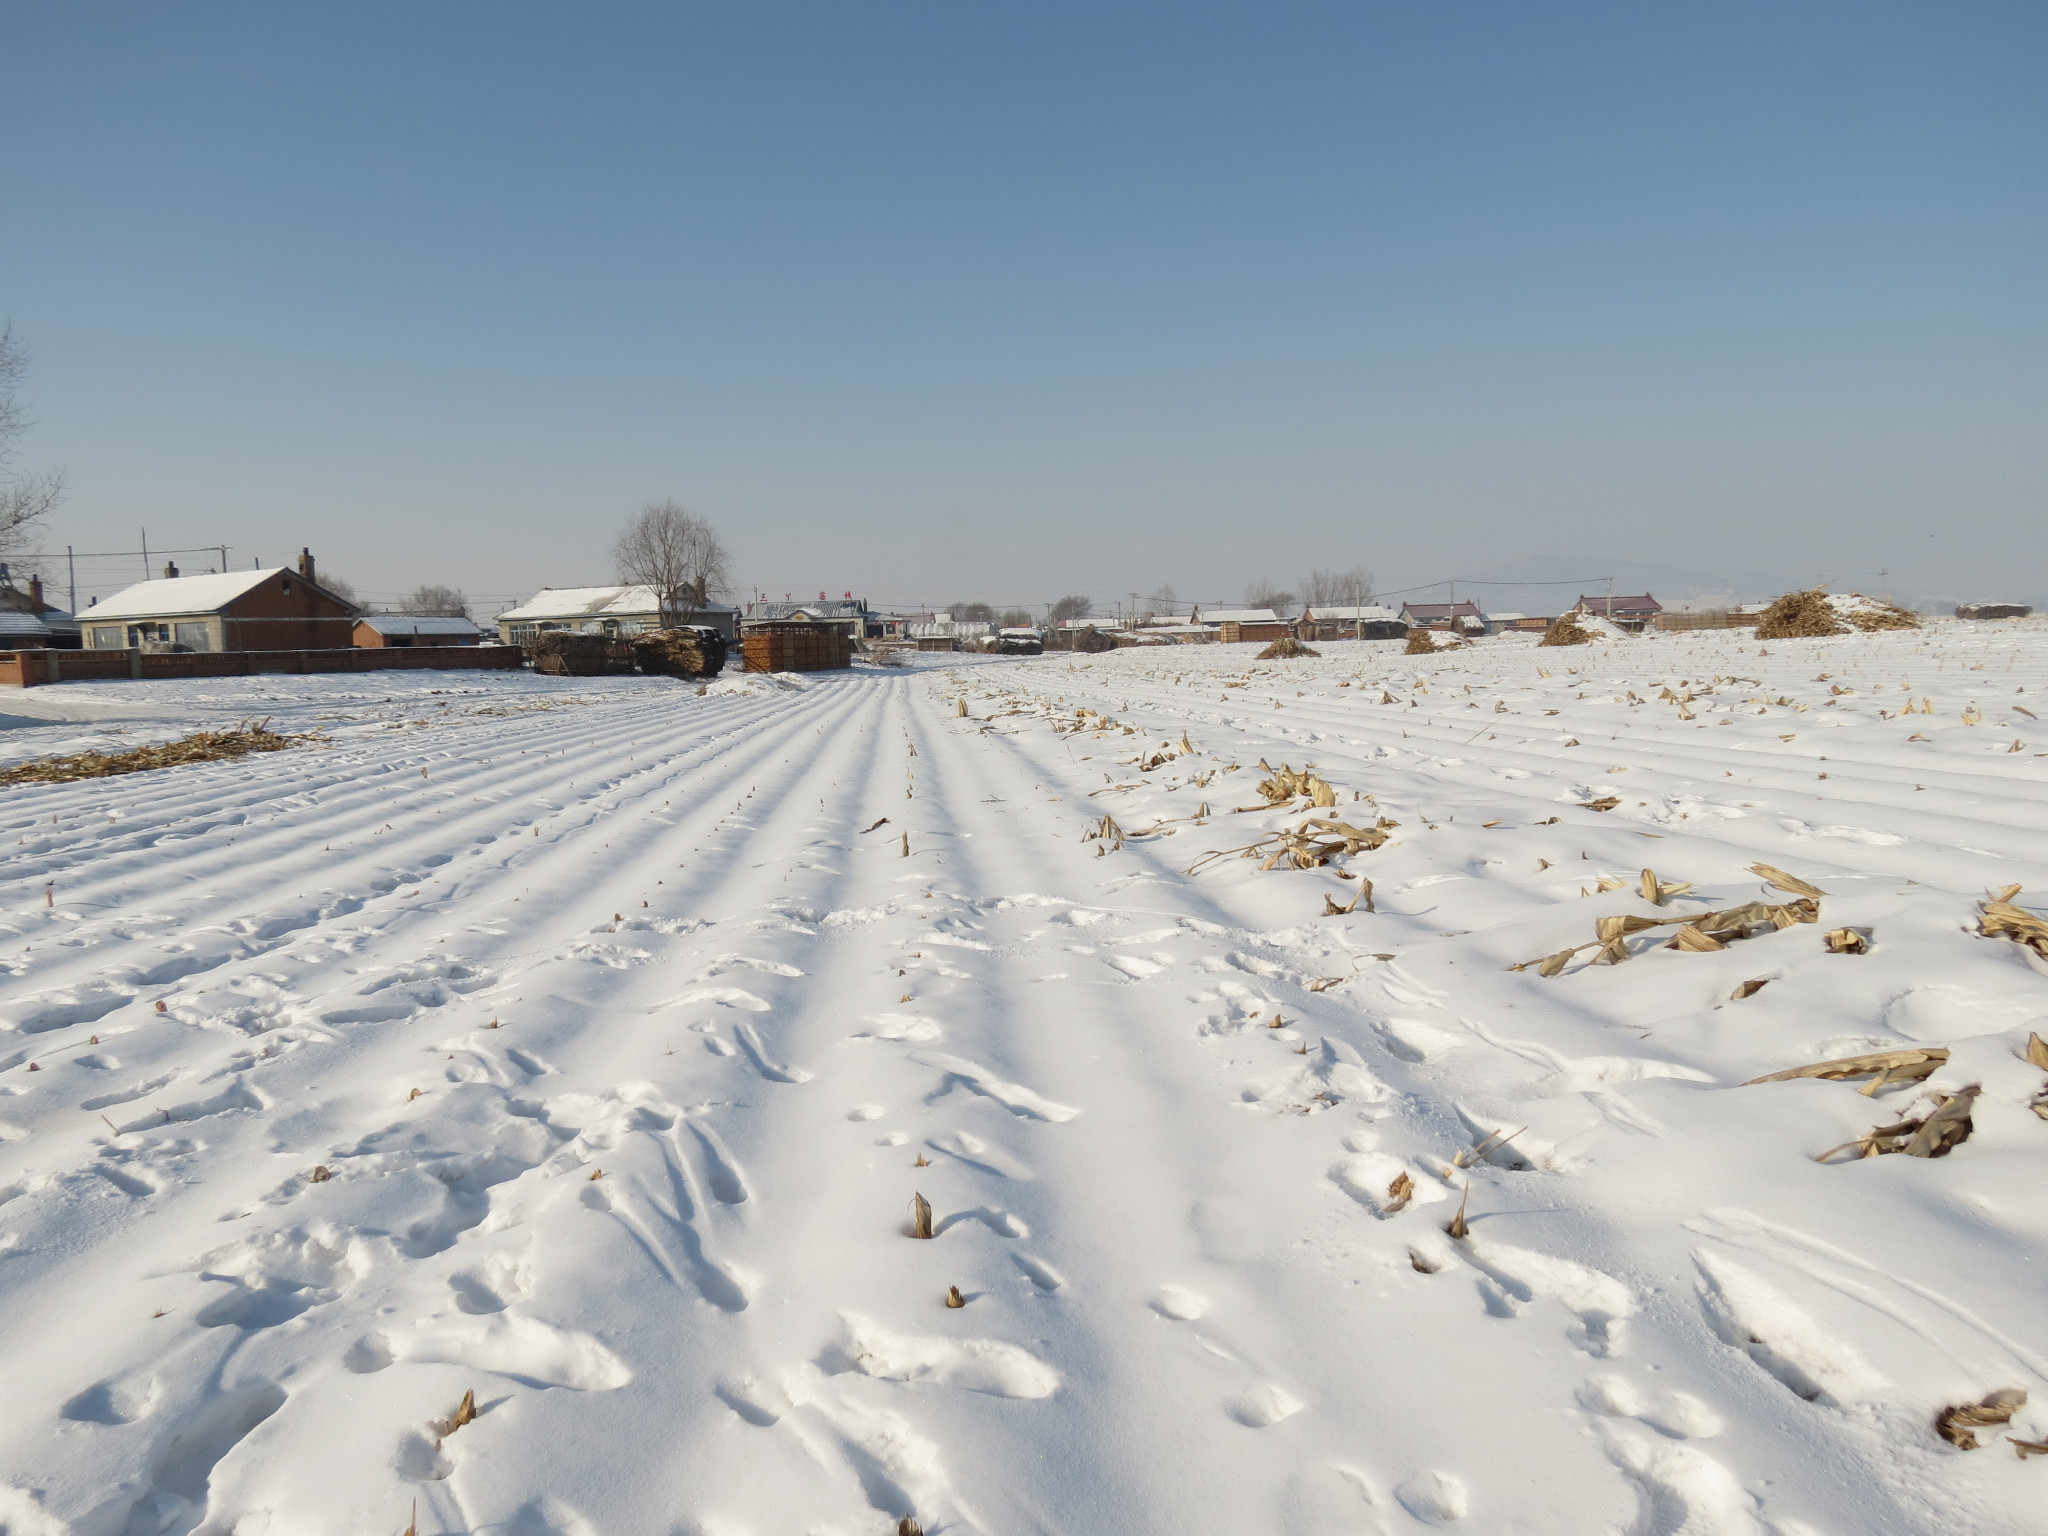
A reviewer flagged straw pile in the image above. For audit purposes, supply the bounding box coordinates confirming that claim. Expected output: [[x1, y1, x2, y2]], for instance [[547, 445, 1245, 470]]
[[1830, 593, 1922, 632], [1070, 626, 1117, 654], [1256, 636, 1319, 659], [0, 720, 298, 786], [532, 631, 638, 676], [1754, 588, 1920, 639], [631, 628, 728, 678], [1538, 612, 1597, 647], [1404, 628, 1463, 654], [1753, 589, 1842, 638]]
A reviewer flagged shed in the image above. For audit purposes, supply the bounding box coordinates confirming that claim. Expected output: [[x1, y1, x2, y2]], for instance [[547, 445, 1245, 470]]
[[743, 622, 853, 672], [354, 615, 484, 648], [81, 551, 357, 652], [497, 585, 739, 645]]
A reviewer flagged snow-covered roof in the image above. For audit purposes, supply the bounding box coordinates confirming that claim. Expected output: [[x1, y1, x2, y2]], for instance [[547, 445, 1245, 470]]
[[1304, 605, 1399, 622], [1197, 608, 1283, 624], [84, 568, 306, 621], [498, 586, 738, 622], [1486, 611, 1527, 622], [356, 615, 482, 636], [0, 609, 52, 639]]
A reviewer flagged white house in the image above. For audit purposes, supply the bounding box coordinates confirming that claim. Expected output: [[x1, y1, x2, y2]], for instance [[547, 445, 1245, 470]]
[[495, 585, 740, 645]]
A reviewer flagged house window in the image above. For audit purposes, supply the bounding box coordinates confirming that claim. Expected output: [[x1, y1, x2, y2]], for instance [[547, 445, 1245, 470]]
[[126, 623, 170, 646], [89, 625, 124, 649], [281, 578, 292, 593], [173, 622, 211, 652]]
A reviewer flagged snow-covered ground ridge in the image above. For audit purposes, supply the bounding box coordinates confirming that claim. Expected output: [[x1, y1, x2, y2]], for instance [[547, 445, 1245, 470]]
[[1, 621, 2046, 1536]]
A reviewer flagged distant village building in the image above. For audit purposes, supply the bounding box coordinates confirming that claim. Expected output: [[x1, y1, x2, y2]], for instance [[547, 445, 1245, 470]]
[[1575, 593, 1662, 631], [742, 594, 874, 639], [0, 566, 77, 648], [1297, 604, 1406, 640], [496, 585, 740, 645], [354, 615, 484, 648], [81, 551, 356, 652], [1398, 600, 1488, 634], [1191, 607, 1290, 644]]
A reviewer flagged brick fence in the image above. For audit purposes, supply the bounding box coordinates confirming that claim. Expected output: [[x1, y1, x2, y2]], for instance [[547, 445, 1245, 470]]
[[0, 645, 527, 689]]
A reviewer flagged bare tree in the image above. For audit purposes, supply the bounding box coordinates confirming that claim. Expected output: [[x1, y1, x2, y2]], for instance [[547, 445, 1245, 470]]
[[1302, 566, 1374, 610], [613, 500, 732, 626], [1244, 579, 1297, 614], [0, 329, 64, 558], [1144, 585, 1177, 617], [1048, 594, 1092, 622], [321, 573, 360, 607], [947, 601, 996, 623], [401, 583, 470, 618], [998, 607, 1034, 629]]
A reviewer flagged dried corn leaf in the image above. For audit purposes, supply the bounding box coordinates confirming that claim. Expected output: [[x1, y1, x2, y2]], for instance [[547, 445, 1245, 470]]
[[1937, 1388, 2027, 1450], [1731, 978, 1770, 999], [1640, 868, 1695, 904], [1823, 926, 1871, 954], [1582, 795, 1622, 812], [2025, 1031, 2048, 1071], [1748, 862, 1825, 899], [2013, 1438, 2048, 1459], [1667, 924, 1726, 952], [1745, 1047, 1949, 1089], [1818, 1085, 1978, 1162], [1385, 1172, 1414, 1213]]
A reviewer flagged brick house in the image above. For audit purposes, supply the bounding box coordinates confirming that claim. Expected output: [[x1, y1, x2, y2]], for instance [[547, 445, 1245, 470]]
[[80, 551, 357, 652]]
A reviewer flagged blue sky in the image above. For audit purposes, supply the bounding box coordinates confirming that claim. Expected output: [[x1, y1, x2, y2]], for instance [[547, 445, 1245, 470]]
[[3, 2, 2042, 614]]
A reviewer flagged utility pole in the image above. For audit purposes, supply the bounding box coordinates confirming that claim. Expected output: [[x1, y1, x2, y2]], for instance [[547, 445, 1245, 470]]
[[66, 545, 75, 615], [140, 529, 149, 580]]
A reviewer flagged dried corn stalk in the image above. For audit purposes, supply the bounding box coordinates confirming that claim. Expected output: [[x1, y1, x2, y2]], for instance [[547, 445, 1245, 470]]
[[1980, 886, 2048, 960], [1514, 898, 1819, 976], [1083, 814, 1126, 851], [1581, 795, 1622, 812], [1384, 1172, 1414, 1213], [1254, 761, 1339, 807], [1816, 1085, 1978, 1162], [1823, 927, 1871, 954], [1745, 1047, 1948, 1096], [1937, 1388, 2027, 1450], [910, 1192, 934, 1239], [1640, 868, 1695, 904]]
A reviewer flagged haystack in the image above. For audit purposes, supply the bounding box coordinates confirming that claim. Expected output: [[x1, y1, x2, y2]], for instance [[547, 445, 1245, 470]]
[[632, 627, 728, 678], [1404, 628, 1463, 654], [1070, 626, 1117, 654], [531, 631, 638, 676], [1256, 636, 1319, 659], [1828, 593, 1922, 632], [1538, 612, 1597, 647]]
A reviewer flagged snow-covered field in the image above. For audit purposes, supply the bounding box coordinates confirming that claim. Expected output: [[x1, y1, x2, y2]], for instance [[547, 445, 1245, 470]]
[[3, 622, 2047, 1536]]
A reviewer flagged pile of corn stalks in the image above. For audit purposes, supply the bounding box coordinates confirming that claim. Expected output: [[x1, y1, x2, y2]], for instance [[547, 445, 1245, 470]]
[[0, 720, 300, 786]]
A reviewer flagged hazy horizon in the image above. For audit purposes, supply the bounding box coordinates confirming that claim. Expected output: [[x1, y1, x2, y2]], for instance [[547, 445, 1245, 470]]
[[4, 4, 2042, 614]]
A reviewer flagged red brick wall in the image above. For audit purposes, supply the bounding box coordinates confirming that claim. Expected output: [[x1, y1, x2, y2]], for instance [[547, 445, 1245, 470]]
[[222, 574, 358, 650]]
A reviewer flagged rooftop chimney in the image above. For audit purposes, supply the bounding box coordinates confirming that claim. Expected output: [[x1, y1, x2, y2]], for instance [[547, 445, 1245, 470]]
[[297, 548, 315, 584], [28, 575, 44, 614], [163, 561, 179, 579]]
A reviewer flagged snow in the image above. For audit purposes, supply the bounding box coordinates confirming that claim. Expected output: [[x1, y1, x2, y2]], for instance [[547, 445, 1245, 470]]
[[2, 621, 2047, 1534]]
